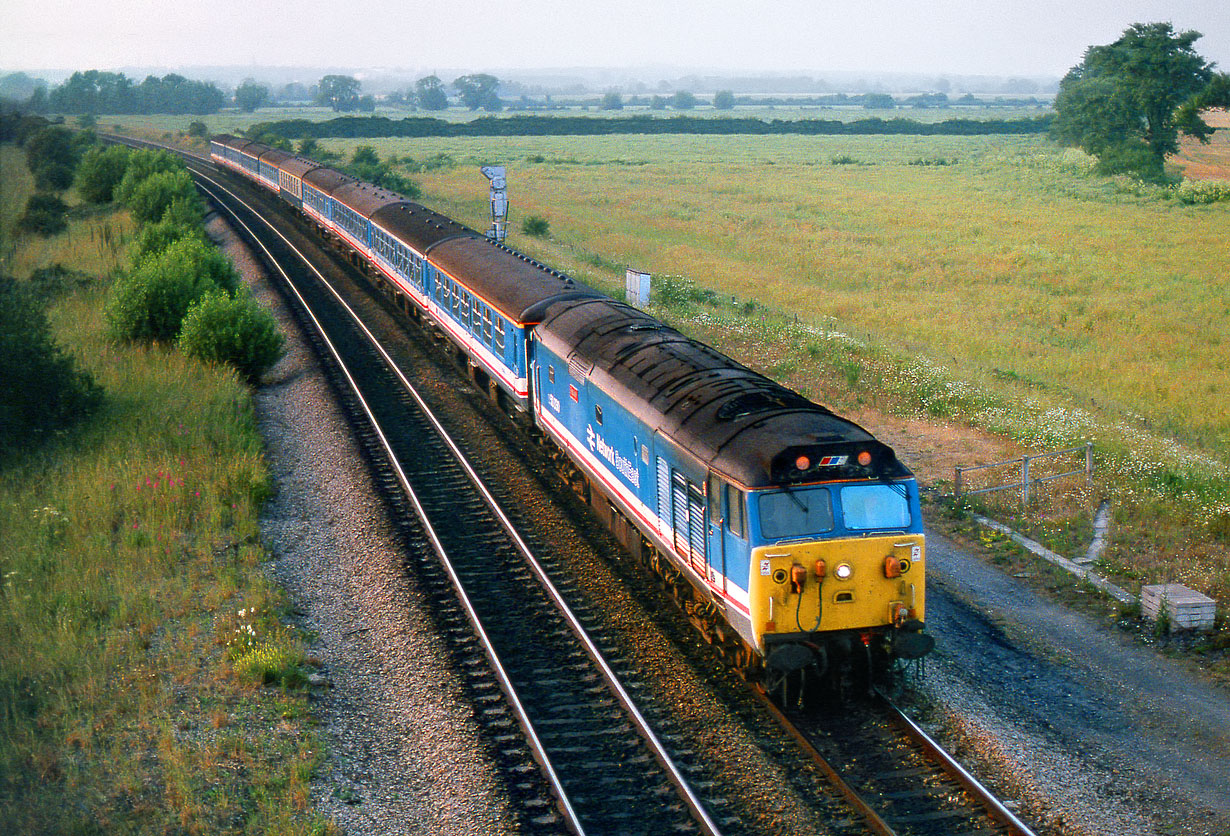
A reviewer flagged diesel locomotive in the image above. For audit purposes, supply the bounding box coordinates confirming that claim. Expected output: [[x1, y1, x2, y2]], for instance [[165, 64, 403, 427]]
[[210, 134, 934, 690]]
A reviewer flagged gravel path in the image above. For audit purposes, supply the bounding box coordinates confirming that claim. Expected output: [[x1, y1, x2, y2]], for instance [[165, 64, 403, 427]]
[[920, 531, 1230, 836]]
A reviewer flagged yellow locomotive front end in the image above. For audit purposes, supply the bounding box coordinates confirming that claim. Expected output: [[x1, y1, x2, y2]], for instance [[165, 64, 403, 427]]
[[743, 476, 933, 680]]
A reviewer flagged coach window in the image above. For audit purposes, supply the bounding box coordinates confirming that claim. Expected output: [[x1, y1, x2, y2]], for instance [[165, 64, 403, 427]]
[[595, 405, 603, 425], [548, 365, 555, 383], [494, 317, 505, 352]]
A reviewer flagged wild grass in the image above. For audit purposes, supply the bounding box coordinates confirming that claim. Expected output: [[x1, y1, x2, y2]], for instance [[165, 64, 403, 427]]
[[1, 147, 330, 834]]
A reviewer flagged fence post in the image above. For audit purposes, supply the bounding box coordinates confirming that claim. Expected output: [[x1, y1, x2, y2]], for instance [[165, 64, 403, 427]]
[[954, 467, 963, 500], [1021, 456, 1030, 507], [1085, 442, 1094, 485]]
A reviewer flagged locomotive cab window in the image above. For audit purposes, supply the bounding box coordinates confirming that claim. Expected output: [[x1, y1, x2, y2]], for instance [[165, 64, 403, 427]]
[[594, 405, 603, 425], [840, 484, 911, 531], [759, 487, 833, 540], [548, 365, 555, 383]]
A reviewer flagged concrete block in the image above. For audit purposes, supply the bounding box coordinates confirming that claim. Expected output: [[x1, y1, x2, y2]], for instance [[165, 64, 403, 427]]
[[1141, 584, 1216, 631]]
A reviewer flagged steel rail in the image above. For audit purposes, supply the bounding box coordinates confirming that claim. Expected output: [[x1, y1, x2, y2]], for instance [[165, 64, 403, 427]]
[[749, 689, 898, 836], [877, 694, 1038, 836], [191, 169, 723, 836]]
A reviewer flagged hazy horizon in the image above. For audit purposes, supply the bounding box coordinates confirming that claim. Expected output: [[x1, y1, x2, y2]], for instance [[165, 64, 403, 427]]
[[2, 0, 1227, 82]]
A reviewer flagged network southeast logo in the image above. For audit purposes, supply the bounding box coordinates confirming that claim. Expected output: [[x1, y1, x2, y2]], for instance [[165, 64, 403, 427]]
[[586, 424, 640, 488]]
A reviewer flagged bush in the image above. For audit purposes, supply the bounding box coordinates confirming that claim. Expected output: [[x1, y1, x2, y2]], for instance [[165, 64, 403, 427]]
[[0, 277, 103, 459], [179, 290, 284, 383], [113, 149, 182, 205], [106, 237, 239, 342], [76, 144, 131, 203], [127, 218, 208, 268], [24, 125, 79, 191], [187, 120, 208, 138], [124, 168, 203, 225], [17, 192, 69, 236], [521, 215, 550, 237]]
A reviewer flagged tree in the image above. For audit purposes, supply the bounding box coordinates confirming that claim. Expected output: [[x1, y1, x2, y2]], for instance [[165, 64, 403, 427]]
[[179, 289, 284, 383], [670, 90, 697, 110], [1052, 22, 1230, 180], [106, 237, 239, 343], [601, 91, 624, 110], [316, 75, 361, 112], [713, 90, 735, 110], [235, 80, 269, 113], [124, 169, 202, 225], [453, 74, 502, 111], [415, 75, 448, 111]]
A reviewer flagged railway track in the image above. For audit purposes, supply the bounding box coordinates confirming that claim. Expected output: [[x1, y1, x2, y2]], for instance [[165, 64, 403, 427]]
[[112, 135, 1044, 835], [764, 690, 1037, 836], [184, 162, 732, 835]]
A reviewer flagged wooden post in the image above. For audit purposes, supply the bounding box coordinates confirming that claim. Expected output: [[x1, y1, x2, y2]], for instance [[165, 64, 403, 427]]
[[1085, 442, 1094, 485], [954, 467, 963, 499], [1021, 456, 1030, 507]]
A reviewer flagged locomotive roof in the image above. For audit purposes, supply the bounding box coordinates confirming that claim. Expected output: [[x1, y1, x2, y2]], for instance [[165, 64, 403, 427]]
[[302, 166, 354, 193], [332, 181, 409, 218], [211, 133, 243, 148], [428, 236, 603, 324], [534, 297, 909, 488]]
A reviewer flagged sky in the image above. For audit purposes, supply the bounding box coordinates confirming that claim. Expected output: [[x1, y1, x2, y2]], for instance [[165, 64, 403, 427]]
[[2, 0, 1228, 80]]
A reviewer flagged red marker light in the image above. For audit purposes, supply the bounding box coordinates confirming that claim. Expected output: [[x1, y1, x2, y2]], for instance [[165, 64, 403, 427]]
[[795, 455, 810, 470], [857, 450, 872, 466]]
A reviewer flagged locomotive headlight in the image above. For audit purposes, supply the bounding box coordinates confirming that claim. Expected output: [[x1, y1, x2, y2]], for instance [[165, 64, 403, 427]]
[[834, 563, 853, 580]]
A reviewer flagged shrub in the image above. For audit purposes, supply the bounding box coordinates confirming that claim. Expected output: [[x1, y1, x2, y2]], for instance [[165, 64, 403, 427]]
[[187, 120, 208, 138], [113, 149, 182, 205], [24, 125, 79, 191], [127, 218, 208, 268], [124, 168, 203, 225], [76, 144, 131, 203], [179, 289, 284, 382], [106, 237, 239, 343], [521, 215, 550, 237], [17, 192, 69, 236], [0, 277, 103, 459]]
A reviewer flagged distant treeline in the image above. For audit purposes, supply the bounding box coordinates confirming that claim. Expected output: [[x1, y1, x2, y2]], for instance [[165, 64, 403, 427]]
[[37, 71, 225, 115], [249, 113, 1054, 140]]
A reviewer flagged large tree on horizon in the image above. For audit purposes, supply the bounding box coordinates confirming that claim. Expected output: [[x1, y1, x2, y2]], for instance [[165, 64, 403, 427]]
[[1052, 22, 1230, 180]]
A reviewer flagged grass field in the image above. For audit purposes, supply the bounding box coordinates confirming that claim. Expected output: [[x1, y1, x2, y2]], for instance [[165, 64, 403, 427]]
[[1, 144, 329, 834]]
